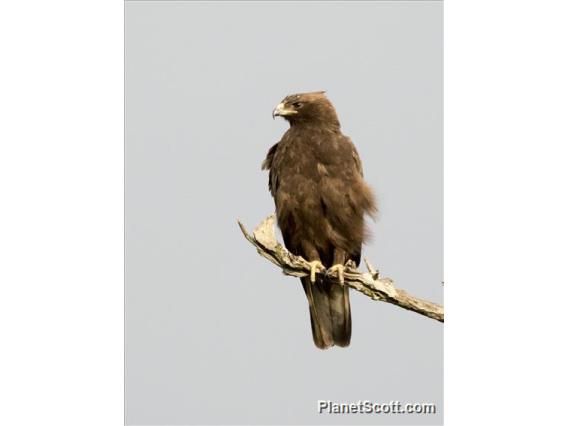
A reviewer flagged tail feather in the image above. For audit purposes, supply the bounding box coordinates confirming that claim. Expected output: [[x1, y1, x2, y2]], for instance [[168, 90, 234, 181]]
[[301, 277, 351, 349], [329, 283, 351, 347]]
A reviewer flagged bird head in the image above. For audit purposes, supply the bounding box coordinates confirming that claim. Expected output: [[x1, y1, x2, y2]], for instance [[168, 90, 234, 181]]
[[272, 91, 340, 128]]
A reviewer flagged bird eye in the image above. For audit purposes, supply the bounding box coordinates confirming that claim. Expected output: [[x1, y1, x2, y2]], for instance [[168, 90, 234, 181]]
[[292, 102, 302, 108]]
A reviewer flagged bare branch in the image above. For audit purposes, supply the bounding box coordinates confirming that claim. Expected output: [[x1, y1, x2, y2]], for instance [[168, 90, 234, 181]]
[[238, 215, 444, 323]]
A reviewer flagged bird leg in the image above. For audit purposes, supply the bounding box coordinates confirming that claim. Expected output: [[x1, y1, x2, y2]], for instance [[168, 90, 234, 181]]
[[327, 264, 345, 284], [306, 260, 324, 283], [327, 248, 347, 284]]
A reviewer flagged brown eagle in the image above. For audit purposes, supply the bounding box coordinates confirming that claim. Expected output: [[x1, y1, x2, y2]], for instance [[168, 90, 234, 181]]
[[262, 91, 377, 349]]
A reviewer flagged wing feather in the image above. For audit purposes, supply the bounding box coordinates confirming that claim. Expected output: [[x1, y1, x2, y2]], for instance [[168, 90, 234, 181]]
[[262, 142, 279, 195]]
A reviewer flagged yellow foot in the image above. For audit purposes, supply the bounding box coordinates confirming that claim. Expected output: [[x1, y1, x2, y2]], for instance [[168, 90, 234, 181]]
[[327, 264, 345, 284], [307, 260, 324, 283]]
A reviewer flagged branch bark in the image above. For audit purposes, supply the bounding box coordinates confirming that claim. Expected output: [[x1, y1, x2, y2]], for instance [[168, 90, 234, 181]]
[[238, 214, 444, 323]]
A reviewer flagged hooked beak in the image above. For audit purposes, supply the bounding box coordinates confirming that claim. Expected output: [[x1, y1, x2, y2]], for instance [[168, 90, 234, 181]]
[[272, 102, 297, 119]]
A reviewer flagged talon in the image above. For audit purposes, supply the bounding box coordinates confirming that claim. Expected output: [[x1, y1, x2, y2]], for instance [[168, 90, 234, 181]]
[[328, 264, 345, 285], [307, 261, 324, 283]]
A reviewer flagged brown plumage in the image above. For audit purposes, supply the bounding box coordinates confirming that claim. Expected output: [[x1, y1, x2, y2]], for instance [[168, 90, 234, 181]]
[[262, 91, 377, 349]]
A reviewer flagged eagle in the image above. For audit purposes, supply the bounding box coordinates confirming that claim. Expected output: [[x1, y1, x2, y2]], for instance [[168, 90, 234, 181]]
[[262, 91, 377, 349]]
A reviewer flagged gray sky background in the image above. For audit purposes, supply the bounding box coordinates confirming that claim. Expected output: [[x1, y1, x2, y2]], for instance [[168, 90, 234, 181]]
[[126, 1, 443, 425]]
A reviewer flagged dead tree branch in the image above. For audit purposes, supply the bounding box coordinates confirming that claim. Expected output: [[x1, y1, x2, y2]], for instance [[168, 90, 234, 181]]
[[238, 214, 444, 323]]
